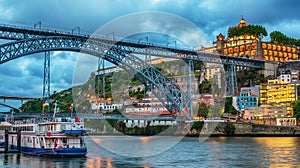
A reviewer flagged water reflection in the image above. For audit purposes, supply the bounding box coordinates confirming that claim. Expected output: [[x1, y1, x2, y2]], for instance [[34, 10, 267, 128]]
[[254, 137, 300, 167], [88, 135, 183, 157], [0, 137, 299, 167]]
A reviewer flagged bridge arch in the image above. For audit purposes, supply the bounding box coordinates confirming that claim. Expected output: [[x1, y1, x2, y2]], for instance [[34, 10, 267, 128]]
[[0, 103, 21, 112], [0, 36, 192, 119]]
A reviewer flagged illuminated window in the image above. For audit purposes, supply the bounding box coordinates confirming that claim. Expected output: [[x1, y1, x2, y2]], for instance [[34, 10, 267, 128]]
[[277, 45, 281, 51], [293, 54, 298, 59], [234, 47, 239, 52], [282, 46, 286, 51], [265, 56, 269, 60], [240, 46, 244, 51], [246, 45, 251, 50], [267, 44, 272, 50], [268, 50, 273, 56]]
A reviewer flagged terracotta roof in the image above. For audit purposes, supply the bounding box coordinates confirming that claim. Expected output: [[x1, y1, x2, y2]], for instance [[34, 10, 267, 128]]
[[228, 17, 249, 32]]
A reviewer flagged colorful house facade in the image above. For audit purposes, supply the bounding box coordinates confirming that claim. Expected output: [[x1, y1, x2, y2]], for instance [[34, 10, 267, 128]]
[[236, 88, 258, 111], [260, 79, 298, 117]]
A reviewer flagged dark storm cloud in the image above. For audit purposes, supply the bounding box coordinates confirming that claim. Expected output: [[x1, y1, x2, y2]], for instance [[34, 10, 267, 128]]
[[0, 0, 299, 102], [1, 0, 299, 38], [131, 0, 300, 40]]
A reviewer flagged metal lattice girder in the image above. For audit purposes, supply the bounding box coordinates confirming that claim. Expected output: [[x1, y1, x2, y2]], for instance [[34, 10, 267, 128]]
[[0, 36, 193, 119], [97, 57, 106, 100], [43, 51, 51, 113], [107, 46, 192, 119], [225, 64, 238, 96], [43, 51, 50, 98], [0, 24, 265, 68], [0, 24, 90, 40]]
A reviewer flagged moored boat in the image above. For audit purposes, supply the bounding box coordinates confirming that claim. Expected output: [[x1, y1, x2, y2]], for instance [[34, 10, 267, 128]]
[[0, 121, 13, 147], [1, 117, 88, 157]]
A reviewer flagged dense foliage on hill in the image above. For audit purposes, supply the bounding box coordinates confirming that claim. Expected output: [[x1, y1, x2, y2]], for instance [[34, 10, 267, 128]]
[[224, 97, 238, 114], [20, 88, 74, 113], [237, 68, 267, 87], [270, 31, 300, 47], [197, 102, 209, 119], [293, 99, 300, 119], [228, 25, 268, 39]]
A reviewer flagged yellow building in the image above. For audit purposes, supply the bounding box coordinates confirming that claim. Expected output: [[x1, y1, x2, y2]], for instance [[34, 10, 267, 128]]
[[214, 17, 298, 62], [259, 79, 297, 117], [244, 105, 287, 119], [203, 63, 223, 81]]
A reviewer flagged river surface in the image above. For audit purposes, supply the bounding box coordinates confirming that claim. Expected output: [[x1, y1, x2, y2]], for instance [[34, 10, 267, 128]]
[[1, 136, 300, 168]]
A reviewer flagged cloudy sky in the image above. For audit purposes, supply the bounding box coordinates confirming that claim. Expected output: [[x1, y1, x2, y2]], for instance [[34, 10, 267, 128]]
[[0, 0, 299, 110]]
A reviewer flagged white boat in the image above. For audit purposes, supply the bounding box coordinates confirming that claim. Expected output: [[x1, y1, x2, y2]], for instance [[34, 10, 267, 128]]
[[0, 117, 88, 157]]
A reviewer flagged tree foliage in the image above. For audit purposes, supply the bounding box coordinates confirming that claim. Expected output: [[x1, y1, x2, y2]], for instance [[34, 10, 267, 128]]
[[190, 121, 204, 131], [270, 31, 300, 47], [293, 99, 300, 119], [225, 97, 238, 114], [236, 68, 267, 87], [197, 102, 209, 119], [199, 80, 211, 94], [228, 25, 267, 40], [224, 122, 235, 135]]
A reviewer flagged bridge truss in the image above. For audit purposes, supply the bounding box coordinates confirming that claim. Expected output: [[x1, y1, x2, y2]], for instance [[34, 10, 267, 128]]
[[0, 24, 265, 120]]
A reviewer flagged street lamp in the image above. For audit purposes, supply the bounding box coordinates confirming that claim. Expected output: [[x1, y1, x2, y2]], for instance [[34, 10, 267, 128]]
[[106, 32, 115, 41], [72, 27, 80, 35], [34, 21, 41, 29], [166, 41, 177, 48], [138, 36, 148, 44]]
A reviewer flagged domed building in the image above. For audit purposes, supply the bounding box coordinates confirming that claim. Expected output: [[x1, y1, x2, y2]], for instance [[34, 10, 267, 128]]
[[212, 17, 298, 62]]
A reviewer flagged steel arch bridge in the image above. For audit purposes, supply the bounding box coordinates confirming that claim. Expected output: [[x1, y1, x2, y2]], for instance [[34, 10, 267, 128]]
[[0, 103, 21, 112], [0, 24, 266, 120], [0, 36, 195, 119]]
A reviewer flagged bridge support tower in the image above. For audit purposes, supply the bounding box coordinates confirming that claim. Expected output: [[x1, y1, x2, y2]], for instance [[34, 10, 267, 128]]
[[43, 51, 51, 113], [225, 64, 238, 96]]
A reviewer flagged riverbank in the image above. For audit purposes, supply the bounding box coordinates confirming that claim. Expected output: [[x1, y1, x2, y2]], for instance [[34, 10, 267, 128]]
[[191, 122, 300, 137], [85, 120, 300, 137]]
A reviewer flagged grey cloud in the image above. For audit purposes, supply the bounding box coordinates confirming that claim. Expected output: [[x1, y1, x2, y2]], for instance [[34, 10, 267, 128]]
[[0, 0, 299, 102]]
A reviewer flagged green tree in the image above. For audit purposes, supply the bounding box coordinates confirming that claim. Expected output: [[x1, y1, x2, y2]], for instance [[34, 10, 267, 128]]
[[197, 102, 209, 119], [190, 121, 204, 131], [225, 97, 238, 114], [270, 31, 300, 47], [293, 99, 300, 119], [199, 80, 211, 93], [224, 122, 235, 135], [228, 25, 267, 40]]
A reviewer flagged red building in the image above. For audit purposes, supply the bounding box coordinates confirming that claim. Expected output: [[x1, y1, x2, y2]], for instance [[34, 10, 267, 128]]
[[199, 94, 214, 106]]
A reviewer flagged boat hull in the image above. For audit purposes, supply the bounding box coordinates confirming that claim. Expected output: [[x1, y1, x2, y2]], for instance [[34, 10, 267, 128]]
[[12, 146, 87, 157]]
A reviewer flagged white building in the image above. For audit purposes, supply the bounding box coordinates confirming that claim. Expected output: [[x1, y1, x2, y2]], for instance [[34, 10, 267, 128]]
[[278, 72, 291, 84], [91, 102, 123, 111], [291, 70, 299, 82], [125, 105, 166, 114], [125, 97, 168, 114]]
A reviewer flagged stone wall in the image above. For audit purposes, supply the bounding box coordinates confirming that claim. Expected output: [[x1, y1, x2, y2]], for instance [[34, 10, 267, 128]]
[[190, 122, 299, 136]]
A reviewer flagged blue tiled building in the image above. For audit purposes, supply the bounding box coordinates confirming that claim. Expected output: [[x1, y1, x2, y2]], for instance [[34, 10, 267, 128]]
[[236, 88, 258, 111]]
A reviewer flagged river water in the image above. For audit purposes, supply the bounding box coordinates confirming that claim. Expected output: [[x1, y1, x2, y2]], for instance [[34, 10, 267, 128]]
[[1, 136, 300, 168]]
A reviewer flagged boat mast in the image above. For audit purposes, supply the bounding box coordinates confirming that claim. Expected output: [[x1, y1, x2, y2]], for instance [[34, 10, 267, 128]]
[[53, 101, 58, 118]]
